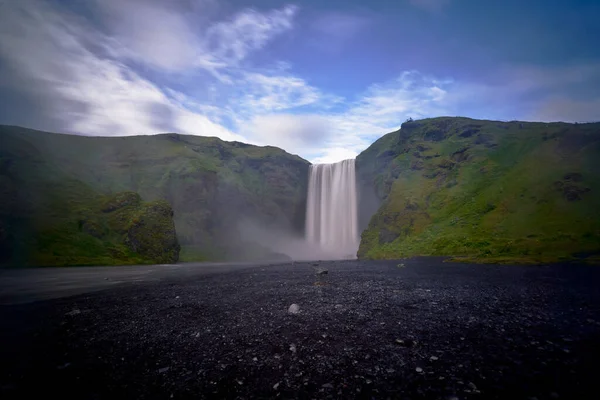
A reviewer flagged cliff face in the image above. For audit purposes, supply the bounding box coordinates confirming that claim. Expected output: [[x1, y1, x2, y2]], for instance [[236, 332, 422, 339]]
[[356, 117, 600, 263], [0, 126, 309, 266]]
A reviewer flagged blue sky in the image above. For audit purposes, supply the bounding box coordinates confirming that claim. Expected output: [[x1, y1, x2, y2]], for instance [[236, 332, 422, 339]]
[[0, 0, 599, 162]]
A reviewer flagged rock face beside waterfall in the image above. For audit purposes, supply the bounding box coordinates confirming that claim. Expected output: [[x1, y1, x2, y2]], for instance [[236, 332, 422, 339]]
[[0, 125, 309, 266], [355, 117, 600, 263]]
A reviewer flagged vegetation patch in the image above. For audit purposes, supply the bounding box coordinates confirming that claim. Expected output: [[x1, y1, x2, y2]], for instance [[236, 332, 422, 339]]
[[0, 125, 309, 265], [356, 117, 600, 263]]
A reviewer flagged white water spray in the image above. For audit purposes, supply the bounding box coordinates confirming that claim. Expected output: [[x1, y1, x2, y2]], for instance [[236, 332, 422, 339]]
[[305, 159, 359, 259]]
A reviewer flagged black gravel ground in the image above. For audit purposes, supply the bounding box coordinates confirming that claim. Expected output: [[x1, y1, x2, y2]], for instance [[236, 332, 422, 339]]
[[1, 258, 600, 400]]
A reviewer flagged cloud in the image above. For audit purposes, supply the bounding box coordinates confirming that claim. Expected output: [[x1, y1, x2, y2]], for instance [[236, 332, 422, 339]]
[[532, 97, 600, 123], [89, 0, 297, 75], [90, 0, 209, 71], [237, 73, 324, 113], [306, 71, 454, 161], [1, 0, 598, 166], [217, 70, 453, 162], [0, 0, 243, 140], [244, 114, 332, 151], [311, 148, 362, 164], [206, 5, 298, 66], [229, 71, 452, 161]]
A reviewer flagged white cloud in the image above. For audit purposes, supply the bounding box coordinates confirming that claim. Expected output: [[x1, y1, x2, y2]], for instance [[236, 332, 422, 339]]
[[306, 71, 453, 161], [243, 114, 332, 151], [206, 5, 298, 66], [91, 0, 209, 71], [1, 0, 598, 167], [312, 148, 360, 164], [89, 0, 297, 75], [232, 72, 344, 119], [233, 70, 453, 163], [0, 0, 491, 164], [0, 0, 244, 141]]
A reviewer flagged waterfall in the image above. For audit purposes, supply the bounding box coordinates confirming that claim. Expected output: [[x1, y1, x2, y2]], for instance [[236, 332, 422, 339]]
[[305, 159, 359, 259]]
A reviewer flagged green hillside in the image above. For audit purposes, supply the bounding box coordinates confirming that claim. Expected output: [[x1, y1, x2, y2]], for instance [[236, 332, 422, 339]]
[[0, 126, 309, 266], [356, 117, 600, 264], [0, 155, 179, 267]]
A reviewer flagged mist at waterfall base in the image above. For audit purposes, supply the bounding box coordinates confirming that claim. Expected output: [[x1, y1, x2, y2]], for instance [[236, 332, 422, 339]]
[[236, 159, 360, 261]]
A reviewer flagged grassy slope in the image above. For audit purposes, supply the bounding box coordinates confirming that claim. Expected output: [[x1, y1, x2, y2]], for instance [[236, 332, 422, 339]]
[[0, 150, 169, 267], [357, 117, 600, 263], [0, 126, 309, 265]]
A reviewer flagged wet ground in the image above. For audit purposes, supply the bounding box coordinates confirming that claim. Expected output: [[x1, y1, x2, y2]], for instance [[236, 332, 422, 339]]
[[1, 258, 600, 399]]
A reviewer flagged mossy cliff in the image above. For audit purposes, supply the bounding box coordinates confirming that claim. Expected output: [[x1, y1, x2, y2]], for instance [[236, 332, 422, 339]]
[[0, 177, 179, 266], [356, 117, 600, 264], [0, 125, 308, 266]]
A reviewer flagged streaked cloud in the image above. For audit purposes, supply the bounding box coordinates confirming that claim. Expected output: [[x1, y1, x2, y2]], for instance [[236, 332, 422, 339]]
[[0, 0, 295, 141], [206, 5, 298, 66]]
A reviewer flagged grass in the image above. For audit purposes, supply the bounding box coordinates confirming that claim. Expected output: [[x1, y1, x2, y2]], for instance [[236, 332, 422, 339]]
[[357, 117, 600, 264], [0, 125, 309, 265]]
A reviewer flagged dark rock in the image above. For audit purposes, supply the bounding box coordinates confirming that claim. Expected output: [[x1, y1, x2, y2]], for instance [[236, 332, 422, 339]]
[[379, 229, 399, 244], [377, 150, 398, 160], [410, 160, 424, 170], [437, 159, 455, 169], [316, 269, 328, 276], [483, 203, 496, 213], [563, 172, 583, 182], [446, 179, 458, 188], [125, 201, 180, 263], [474, 133, 497, 147], [424, 129, 446, 142], [451, 147, 470, 162], [80, 219, 105, 238], [400, 120, 422, 130], [554, 180, 591, 201], [406, 201, 419, 210], [459, 128, 479, 138], [101, 192, 141, 213], [423, 170, 441, 179]]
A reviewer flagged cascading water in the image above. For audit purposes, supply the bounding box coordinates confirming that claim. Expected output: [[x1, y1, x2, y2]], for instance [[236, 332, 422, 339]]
[[305, 159, 359, 259]]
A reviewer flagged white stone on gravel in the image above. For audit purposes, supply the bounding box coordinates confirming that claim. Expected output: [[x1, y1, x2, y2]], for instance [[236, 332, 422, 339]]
[[288, 304, 300, 314]]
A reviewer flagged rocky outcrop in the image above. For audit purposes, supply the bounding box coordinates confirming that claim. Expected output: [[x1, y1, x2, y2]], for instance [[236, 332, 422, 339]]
[[125, 200, 180, 263]]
